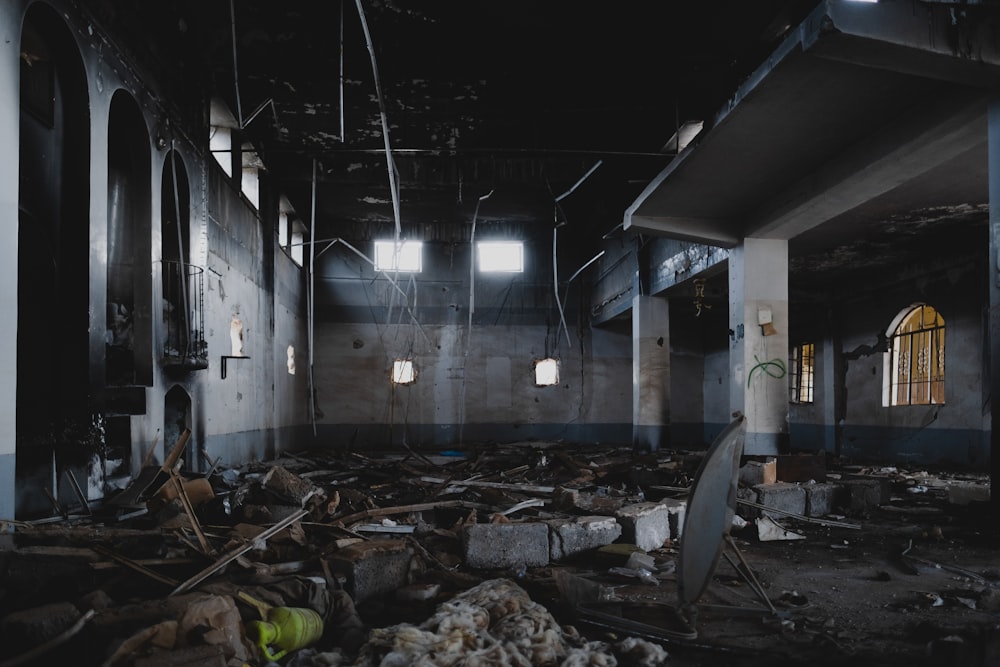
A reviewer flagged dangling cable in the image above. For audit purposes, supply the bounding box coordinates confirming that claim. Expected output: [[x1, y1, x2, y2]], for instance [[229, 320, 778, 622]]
[[169, 144, 191, 357], [354, 0, 402, 240]]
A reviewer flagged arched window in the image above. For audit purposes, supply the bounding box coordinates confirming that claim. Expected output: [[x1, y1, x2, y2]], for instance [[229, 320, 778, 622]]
[[885, 304, 944, 406]]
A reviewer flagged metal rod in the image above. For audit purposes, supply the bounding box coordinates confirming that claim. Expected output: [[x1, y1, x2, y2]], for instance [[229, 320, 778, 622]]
[[725, 535, 778, 614], [308, 159, 318, 437], [555, 160, 603, 202], [170, 144, 191, 356], [339, 0, 345, 142], [228, 0, 243, 128]]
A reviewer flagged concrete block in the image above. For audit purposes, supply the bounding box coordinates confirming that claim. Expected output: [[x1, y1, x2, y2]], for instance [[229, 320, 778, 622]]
[[615, 502, 671, 552], [755, 482, 806, 517], [1, 602, 80, 645], [739, 458, 776, 487], [461, 523, 549, 569], [328, 539, 413, 605], [947, 481, 990, 505], [839, 479, 888, 512], [546, 516, 622, 561], [803, 482, 840, 517]]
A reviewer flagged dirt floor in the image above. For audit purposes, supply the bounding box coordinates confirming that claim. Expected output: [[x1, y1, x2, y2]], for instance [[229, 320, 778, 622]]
[[0, 441, 997, 666]]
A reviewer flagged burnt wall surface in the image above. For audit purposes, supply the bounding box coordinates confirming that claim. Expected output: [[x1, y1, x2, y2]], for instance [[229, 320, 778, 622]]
[[5, 0, 311, 518]]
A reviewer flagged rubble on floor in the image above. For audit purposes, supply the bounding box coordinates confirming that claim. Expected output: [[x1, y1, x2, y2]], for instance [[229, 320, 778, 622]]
[[0, 438, 997, 667]]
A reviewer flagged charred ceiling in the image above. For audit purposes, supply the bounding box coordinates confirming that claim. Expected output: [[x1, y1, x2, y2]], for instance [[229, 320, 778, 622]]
[[81, 0, 985, 285]]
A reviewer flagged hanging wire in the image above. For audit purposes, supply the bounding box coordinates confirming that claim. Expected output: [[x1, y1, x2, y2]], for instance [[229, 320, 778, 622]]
[[354, 0, 402, 240]]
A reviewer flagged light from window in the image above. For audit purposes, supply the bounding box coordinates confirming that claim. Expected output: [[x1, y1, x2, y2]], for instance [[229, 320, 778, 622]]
[[374, 240, 422, 272], [290, 222, 305, 267], [789, 342, 814, 404], [278, 211, 289, 250], [887, 304, 944, 406], [477, 241, 523, 273], [392, 359, 416, 385], [534, 358, 559, 386], [241, 146, 262, 210]]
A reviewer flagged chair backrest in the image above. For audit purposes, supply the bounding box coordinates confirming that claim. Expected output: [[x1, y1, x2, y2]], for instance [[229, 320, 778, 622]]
[[676, 414, 747, 607]]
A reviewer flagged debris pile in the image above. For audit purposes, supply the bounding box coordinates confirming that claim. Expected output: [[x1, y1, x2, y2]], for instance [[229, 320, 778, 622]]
[[0, 432, 994, 666]]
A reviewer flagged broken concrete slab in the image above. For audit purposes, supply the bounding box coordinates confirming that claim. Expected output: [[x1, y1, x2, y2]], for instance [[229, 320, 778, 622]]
[[615, 502, 672, 552], [739, 458, 776, 487], [262, 465, 323, 507], [546, 515, 622, 561], [552, 487, 625, 514], [328, 539, 414, 605], [461, 522, 549, 569]]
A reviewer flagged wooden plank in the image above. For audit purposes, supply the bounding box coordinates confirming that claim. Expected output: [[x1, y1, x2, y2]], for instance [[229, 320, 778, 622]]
[[162, 428, 192, 473], [168, 469, 215, 556], [332, 499, 491, 526], [93, 545, 180, 587], [419, 476, 556, 495], [170, 508, 308, 596]]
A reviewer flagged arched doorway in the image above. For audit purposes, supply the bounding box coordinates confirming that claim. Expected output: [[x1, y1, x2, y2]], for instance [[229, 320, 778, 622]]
[[107, 90, 152, 387], [164, 385, 193, 471]]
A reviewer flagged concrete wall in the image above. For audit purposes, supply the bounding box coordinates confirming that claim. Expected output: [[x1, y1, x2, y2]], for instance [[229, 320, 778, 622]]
[[313, 232, 633, 447], [834, 262, 987, 467], [692, 257, 987, 467], [4, 0, 310, 517]]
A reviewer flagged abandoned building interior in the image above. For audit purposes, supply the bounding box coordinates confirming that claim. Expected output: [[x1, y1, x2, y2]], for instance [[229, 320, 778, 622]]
[[4, 0, 1000, 665]]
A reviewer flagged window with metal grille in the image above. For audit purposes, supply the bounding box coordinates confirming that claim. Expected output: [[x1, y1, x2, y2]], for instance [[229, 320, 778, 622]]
[[886, 304, 944, 406], [789, 342, 814, 404]]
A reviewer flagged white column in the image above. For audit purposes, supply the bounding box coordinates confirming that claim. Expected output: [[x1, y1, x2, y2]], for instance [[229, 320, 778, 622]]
[[0, 2, 24, 520], [729, 238, 789, 455], [632, 295, 670, 451]]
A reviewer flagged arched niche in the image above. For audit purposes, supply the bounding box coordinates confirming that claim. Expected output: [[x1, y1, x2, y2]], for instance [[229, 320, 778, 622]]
[[16, 4, 92, 516], [164, 385, 193, 470], [107, 90, 152, 387], [161, 150, 191, 359]]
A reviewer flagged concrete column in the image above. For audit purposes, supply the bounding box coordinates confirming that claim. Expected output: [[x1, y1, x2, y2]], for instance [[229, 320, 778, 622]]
[[0, 2, 24, 520], [728, 238, 789, 455], [632, 295, 669, 452], [988, 100, 1000, 516]]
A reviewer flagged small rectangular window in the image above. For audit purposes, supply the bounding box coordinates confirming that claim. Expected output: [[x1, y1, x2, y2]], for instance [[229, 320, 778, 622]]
[[478, 241, 524, 273], [534, 358, 559, 386], [374, 240, 422, 272], [392, 359, 416, 385], [789, 342, 814, 404]]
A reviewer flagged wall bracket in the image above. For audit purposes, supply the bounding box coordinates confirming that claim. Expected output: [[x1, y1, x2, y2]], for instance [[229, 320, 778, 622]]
[[220, 355, 250, 379]]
